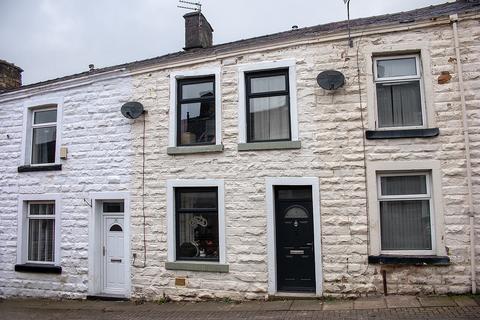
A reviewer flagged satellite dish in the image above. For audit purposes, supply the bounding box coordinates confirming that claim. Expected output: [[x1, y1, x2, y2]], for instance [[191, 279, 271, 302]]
[[121, 102, 144, 119], [316, 70, 345, 90]]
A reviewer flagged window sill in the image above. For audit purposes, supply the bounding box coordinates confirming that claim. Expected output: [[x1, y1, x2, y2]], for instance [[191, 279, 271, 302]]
[[15, 263, 62, 274], [18, 164, 62, 172], [238, 140, 301, 151], [366, 128, 439, 140], [167, 144, 224, 155], [165, 261, 229, 273], [368, 255, 450, 266]]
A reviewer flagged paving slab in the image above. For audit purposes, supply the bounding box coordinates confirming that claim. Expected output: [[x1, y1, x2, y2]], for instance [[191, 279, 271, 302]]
[[290, 299, 323, 310], [229, 301, 263, 311], [452, 296, 478, 307], [418, 296, 456, 307], [179, 301, 233, 311], [354, 297, 387, 309], [322, 299, 354, 310], [261, 300, 292, 311], [385, 295, 421, 308]]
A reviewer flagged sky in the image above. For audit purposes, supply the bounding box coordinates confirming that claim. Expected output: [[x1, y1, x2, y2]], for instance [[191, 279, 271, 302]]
[[0, 0, 453, 85]]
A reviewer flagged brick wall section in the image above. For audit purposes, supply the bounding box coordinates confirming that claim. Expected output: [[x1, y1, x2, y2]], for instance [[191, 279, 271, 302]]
[[0, 77, 134, 298], [129, 15, 480, 300]]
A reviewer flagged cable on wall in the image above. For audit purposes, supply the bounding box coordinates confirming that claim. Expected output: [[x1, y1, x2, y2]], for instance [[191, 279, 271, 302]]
[[142, 113, 147, 268], [346, 31, 370, 278]]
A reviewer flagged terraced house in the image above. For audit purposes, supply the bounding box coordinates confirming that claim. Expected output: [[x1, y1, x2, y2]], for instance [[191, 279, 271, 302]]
[[0, 0, 479, 301]]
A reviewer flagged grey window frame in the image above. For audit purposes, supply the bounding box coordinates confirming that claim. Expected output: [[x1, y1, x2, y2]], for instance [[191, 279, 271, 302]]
[[174, 187, 220, 262], [176, 76, 216, 147], [245, 69, 291, 143]]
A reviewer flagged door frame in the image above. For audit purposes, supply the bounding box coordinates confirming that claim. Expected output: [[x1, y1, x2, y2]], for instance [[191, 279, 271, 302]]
[[88, 192, 131, 298], [265, 177, 323, 296]]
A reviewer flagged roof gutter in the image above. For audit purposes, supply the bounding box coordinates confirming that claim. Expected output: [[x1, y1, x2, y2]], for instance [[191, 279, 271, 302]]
[[0, 67, 127, 103]]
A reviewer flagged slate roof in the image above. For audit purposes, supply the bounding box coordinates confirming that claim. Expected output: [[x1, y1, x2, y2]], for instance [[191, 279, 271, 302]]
[[2, 0, 479, 94]]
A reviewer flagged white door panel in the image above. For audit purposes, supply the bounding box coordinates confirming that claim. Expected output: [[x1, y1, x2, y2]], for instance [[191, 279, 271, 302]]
[[102, 215, 125, 294]]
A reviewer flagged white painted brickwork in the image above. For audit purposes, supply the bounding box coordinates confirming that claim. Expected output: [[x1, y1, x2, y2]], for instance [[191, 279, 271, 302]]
[[0, 76, 134, 298], [0, 14, 478, 300]]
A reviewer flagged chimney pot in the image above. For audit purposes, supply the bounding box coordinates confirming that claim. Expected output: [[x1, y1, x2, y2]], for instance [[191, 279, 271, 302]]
[[0, 59, 23, 91], [183, 12, 213, 50]]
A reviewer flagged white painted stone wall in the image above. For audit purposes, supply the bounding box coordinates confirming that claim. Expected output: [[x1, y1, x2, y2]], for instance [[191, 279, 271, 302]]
[[129, 15, 480, 300], [0, 13, 478, 301], [0, 75, 134, 298]]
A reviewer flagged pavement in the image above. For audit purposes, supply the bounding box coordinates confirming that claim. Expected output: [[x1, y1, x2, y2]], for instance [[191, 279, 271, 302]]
[[1, 295, 480, 319]]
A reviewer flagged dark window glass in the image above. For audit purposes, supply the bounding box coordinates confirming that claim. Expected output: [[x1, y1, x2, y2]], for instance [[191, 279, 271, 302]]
[[381, 175, 427, 196], [28, 202, 55, 263], [380, 200, 432, 250], [109, 224, 123, 232], [182, 82, 214, 99], [34, 109, 57, 124], [28, 219, 55, 262], [178, 190, 217, 209], [277, 187, 312, 201], [246, 70, 291, 142], [177, 77, 215, 146], [29, 203, 55, 215], [376, 81, 423, 128], [103, 202, 125, 213], [377, 58, 417, 78], [250, 75, 286, 93], [175, 187, 219, 262], [31, 126, 56, 164]]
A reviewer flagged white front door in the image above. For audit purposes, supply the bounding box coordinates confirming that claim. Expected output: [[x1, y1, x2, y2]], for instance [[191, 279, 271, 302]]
[[102, 215, 125, 295]]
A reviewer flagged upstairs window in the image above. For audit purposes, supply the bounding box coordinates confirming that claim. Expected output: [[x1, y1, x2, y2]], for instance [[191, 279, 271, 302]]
[[245, 69, 291, 142], [177, 77, 216, 146], [31, 107, 57, 164], [374, 55, 425, 129]]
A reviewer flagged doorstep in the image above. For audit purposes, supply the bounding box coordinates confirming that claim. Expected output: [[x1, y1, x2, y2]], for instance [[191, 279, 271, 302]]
[[269, 292, 318, 300], [86, 294, 129, 301]]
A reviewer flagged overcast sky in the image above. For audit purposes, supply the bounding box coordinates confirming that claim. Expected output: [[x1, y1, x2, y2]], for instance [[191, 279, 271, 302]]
[[0, 0, 452, 85]]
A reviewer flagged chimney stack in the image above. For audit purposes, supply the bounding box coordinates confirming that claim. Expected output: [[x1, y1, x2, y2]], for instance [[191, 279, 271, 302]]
[[0, 60, 23, 91], [183, 12, 213, 50]]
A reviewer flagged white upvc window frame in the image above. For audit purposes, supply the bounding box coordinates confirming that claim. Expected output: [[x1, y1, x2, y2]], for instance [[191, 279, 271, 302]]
[[237, 59, 299, 143], [364, 44, 435, 131], [25, 201, 56, 264], [168, 67, 222, 147], [376, 171, 435, 255], [166, 179, 226, 264], [30, 107, 58, 164], [17, 194, 62, 266], [21, 97, 64, 166], [366, 161, 446, 257], [372, 54, 426, 130]]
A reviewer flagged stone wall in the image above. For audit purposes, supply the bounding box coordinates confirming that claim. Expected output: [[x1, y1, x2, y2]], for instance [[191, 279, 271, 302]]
[[0, 76, 134, 298], [129, 15, 480, 300], [0, 13, 478, 301]]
